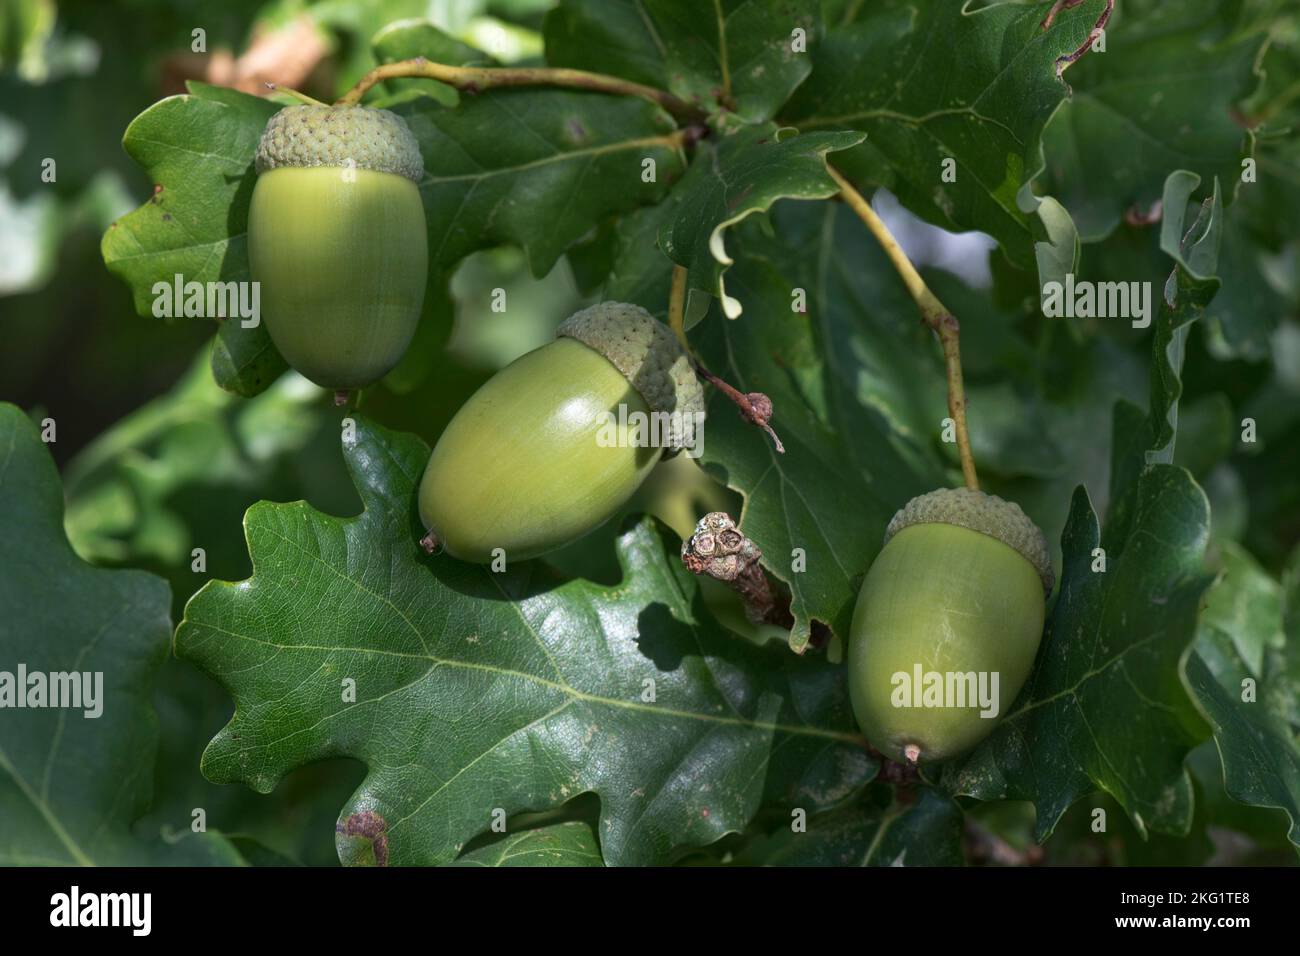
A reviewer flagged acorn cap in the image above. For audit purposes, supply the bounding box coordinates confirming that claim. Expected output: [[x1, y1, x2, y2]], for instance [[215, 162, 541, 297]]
[[255, 105, 424, 183], [885, 487, 1054, 595], [557, 302, 705, 451]]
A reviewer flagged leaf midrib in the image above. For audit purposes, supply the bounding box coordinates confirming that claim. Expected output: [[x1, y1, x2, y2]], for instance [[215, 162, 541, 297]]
[[418, 133, 680, 185], [192, 619, 862, 744], [217, 517, 862, 744], [0, 744, 95, 867]]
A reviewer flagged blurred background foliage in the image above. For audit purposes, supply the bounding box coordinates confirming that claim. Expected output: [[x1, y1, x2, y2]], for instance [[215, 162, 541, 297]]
[[1, 0, 1297, 864], [0, 0, 583, 865]]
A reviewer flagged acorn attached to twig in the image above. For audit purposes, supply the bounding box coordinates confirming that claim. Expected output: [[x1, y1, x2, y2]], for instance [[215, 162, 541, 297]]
[[248, 104, 428, 396], [418, 303, 705, 562], [848, 488, 1054, 766]]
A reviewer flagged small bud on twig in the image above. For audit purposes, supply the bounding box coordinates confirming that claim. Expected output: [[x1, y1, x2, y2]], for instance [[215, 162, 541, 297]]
[[690, 361, 784, 453]]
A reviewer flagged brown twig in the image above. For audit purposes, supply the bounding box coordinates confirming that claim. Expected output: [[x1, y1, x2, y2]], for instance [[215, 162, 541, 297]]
[[336, 56, 706, 123], [1042, 0, 1113, 78], [691, 361, 784, 453], [682, 513, 786, 624], [666, 264, 780, 451], [679, 512, 831, 648], [1039, 0, 1084, 30], [828, 165, 978, 490]]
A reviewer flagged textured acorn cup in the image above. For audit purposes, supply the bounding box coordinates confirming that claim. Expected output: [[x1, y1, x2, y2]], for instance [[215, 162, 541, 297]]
[[848, 488, 1054, 766], [248, 104, 427, 391], [418, 302, 705, 563]]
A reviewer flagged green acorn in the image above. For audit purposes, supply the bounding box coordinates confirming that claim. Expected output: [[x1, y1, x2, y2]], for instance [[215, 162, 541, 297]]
[[848, 488, 1053, 765], [248, 104, 427, 395], [418, 302, 705, 562]]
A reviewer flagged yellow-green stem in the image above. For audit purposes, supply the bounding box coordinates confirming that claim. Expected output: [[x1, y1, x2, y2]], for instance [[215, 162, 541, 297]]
[[828, 164, 979, 491], [668, 265, 692, 357], [266, 83, 327, 107], [336, 58, 705, 123]]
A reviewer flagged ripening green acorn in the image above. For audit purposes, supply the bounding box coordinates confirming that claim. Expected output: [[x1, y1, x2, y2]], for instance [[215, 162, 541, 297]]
[[848, 488, 1054, 765], [418, 302, 706, 563], [248, 104, 427, 394]]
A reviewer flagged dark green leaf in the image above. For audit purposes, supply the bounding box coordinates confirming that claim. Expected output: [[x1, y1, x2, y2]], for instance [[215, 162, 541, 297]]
[[694, 202, 946, 651], [782, 0, 1106, 278], [737, 786, 963, 866], [545, 0, 819, 123], [1049, 787, 1214, 865], [451, 820, 603, 866], [60, 353, 364, 866], [211, 320, 289, 398], [175, 416, 874, 866], [0, 403, 241, 865], [101, 83, 273, 319], [941, 473, 1213, 842], [658, 123, 863, 324], [1148, 171, 1223, 465], [1040, 3, 1264, 241], [101, 84, 282, 396], [1183, 542, 1300, 848], [394, 88, 685, 276]]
